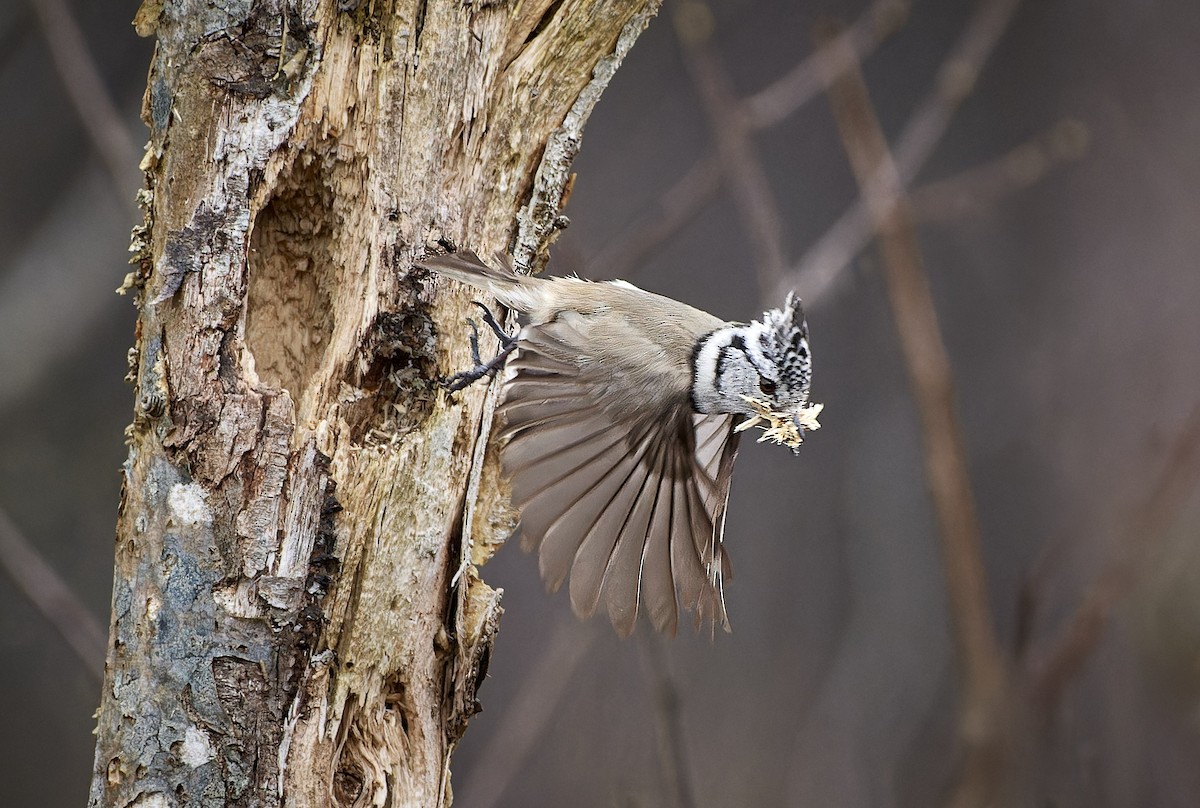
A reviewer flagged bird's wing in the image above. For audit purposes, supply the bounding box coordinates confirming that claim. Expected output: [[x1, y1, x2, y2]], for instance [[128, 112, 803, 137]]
[[497, 318, 741, 636]]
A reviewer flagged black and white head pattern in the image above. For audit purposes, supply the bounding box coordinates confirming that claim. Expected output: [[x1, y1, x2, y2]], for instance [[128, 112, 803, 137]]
[[757, 292, 811, 403], [691, 292, 812, 417]]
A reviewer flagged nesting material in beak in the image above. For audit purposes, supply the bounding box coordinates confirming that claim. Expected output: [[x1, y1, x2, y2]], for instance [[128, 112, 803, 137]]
[[735, 395, 823, 450]]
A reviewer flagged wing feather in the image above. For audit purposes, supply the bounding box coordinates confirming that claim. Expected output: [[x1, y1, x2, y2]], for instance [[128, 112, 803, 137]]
[[600, 438, 672, 636], [506, 352, 578, 378], [637, 449, 680, 635], [568, 430, 658, 623], [537, 446, 644, 592], [683, 458, 727, 630], [496, 324, 741, 634], [503, 413, 616, 476], [507, 434, 623, 503], [669, 452, 711, 624], [507, 419, 626, 556], [694, 414, 729, 468]]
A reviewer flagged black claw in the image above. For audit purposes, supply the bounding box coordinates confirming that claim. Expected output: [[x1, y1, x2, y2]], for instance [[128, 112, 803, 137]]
[[466, 319, 483, 366], [440, 303, 518, 393], [472, 302, 517, 348]]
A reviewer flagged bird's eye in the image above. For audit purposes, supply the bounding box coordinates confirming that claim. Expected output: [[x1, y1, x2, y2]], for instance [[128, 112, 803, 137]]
[[759, 378, 777, 395]]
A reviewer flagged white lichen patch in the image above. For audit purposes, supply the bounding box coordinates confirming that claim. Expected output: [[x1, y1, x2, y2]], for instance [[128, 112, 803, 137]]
[[128, 792, 172, 808], [736, 396, 824, 450], [145, 594, 161, 622], [180, 726, 214, 767], [168, 482, 212, 527]]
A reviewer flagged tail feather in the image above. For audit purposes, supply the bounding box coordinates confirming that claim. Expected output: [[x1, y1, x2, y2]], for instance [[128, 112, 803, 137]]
[[418, 250, 512, 284], [417, 250, 541, 310]]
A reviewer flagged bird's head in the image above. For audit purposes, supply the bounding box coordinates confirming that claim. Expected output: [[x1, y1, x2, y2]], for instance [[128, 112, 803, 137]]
[[692, 293, 821, 449]]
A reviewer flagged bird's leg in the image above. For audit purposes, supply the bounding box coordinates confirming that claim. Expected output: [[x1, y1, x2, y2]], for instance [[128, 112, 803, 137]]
[[441, 302, 518, 392], [472, 302, 516, 348]]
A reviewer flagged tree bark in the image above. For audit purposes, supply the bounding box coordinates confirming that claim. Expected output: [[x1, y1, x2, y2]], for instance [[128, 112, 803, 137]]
[[90, 0, 660, 805]]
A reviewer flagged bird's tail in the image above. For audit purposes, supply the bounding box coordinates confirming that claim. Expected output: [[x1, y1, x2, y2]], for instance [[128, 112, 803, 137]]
[[416, 250, 542, 310]]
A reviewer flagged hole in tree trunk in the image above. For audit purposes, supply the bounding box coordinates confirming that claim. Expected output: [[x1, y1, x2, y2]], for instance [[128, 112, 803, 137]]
[[245, 153, 338, 413]]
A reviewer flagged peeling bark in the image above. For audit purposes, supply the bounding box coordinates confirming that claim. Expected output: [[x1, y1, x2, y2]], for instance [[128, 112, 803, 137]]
[[92, 0, 661, 805]]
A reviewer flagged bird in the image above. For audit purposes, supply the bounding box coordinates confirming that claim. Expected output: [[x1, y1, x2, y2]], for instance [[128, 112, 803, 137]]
[[418, 250, 821, 636]]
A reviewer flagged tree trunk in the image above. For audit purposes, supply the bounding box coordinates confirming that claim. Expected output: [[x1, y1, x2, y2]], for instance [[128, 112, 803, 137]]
[[90, 0, 659, 805]]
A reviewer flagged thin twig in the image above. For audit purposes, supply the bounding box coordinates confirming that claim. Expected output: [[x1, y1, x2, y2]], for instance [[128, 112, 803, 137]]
[[1024, 404, 1200, 709], [0, 506, 106, 682], [815, 20, 1008, 808], [785, 0, 1025, 306], [456, 619, 598, 808], [591, 0, 908, 282], [892, 0, 1024, 174], [742, 0, 910, 130], [29, 0, 139, 200], [909, 118, 1089, 223], [672, 0, 788, 294], [637, 632, 697, 808], [598, 120, 1081, 284]]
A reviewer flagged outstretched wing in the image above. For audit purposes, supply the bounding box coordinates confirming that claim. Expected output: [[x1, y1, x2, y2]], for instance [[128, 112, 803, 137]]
[[497, 319, 742, 636]]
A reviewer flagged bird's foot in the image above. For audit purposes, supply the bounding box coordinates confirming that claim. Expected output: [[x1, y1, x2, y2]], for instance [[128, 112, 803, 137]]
[[441, 303, 517, 392]]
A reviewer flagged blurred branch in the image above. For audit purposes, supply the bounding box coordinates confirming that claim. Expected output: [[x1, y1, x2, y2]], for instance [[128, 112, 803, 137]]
[[590, 0, 907, 282], [595, 119, 1084, 285], [673, 0, 787, 293], [786, 0, 1024, 305], [638, 633, 696, 808], [815, 20, 1008, 808], [743, 0, 910, 130], [0, 506, 106, 682], [1024, 404, 1200, 709], [892, 0, 1023, 173], [29, 0, 138, 200], [597, 0, 906, 283], [909, 118, 1089, 223], [456, 620, 598, 808]]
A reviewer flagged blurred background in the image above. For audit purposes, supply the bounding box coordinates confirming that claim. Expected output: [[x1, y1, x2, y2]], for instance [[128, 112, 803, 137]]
[[3, 0, 1200, 805]]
